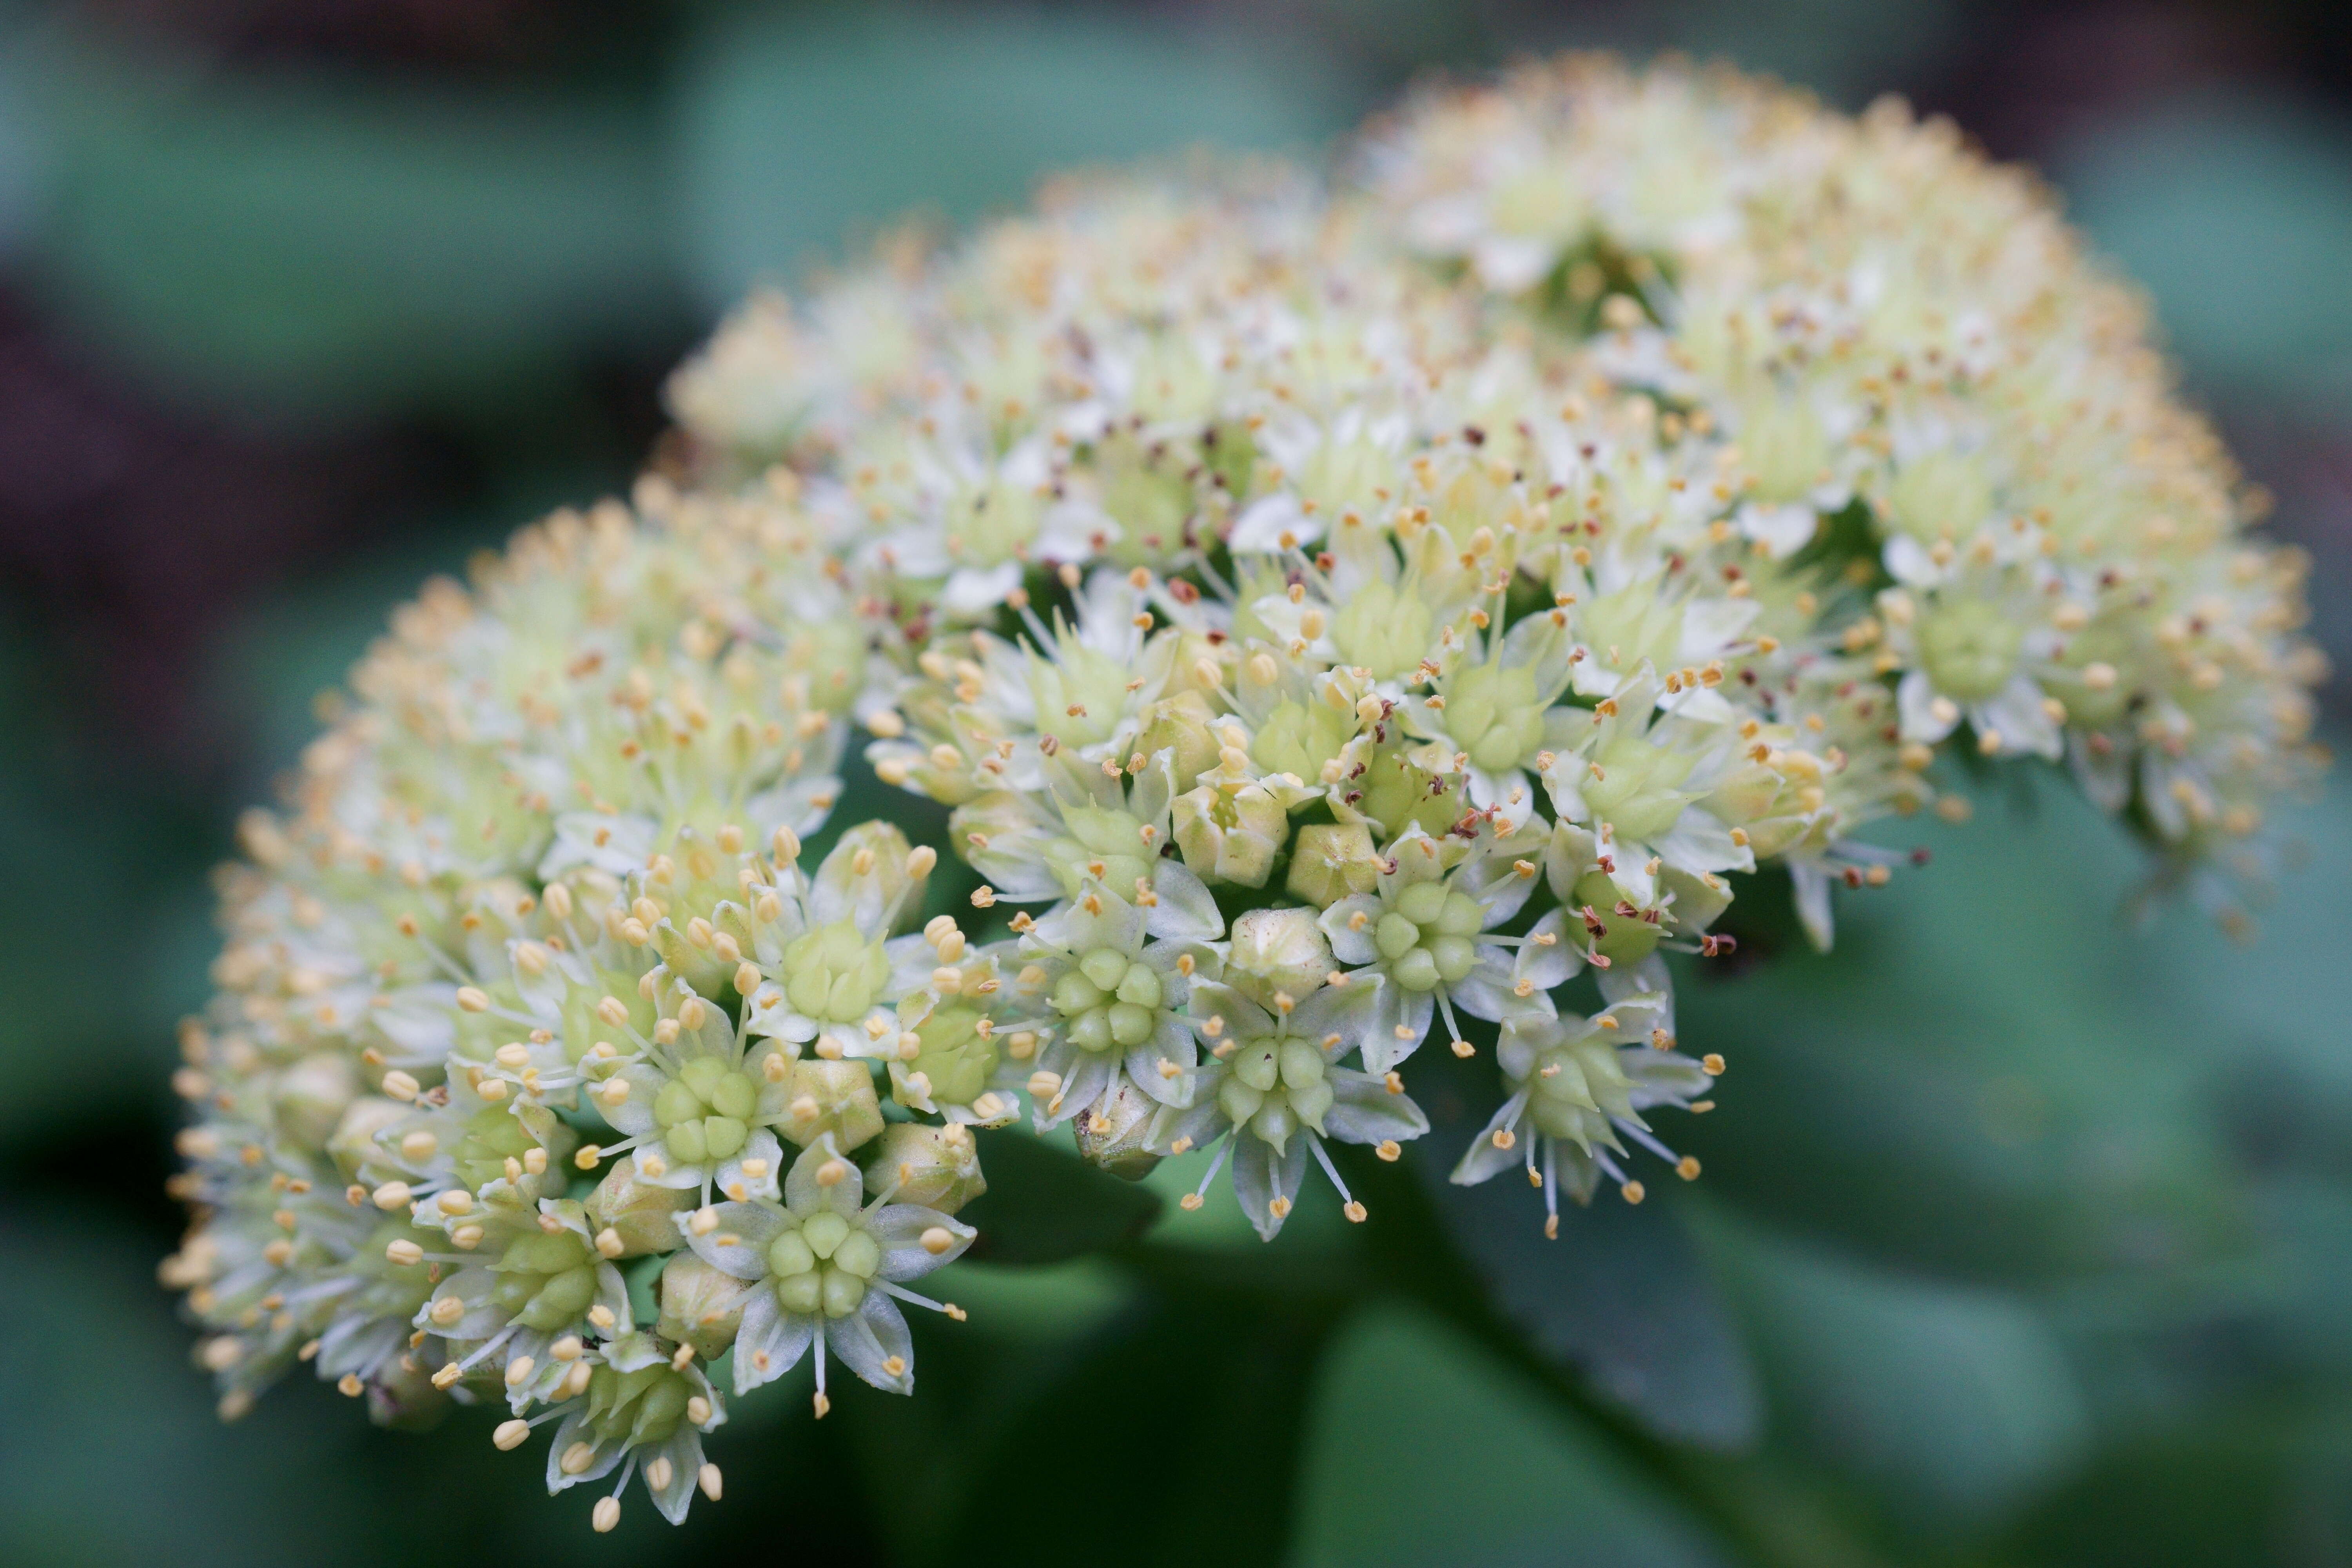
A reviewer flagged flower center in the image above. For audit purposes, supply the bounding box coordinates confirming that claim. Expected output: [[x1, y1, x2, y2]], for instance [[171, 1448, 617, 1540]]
[[1445, 661, 1548, 773], [1330, 579, 1434, 679], [652, 1056, 758, 1166], [1570, 871, 1662, 967], [1373, 880, 1486, 992], [1581, 733, 1699, 841], [781, 917, 892, 1023], [490, 1230, 600, 1331], [1526, 1037, 1638, 1146], [1215, 1034, 1334, 1154], [583, 1364, 695, 1446], [1049, 946, 1165, 1053], [1916, 600, 2023, 704], [768, 1212, 882, 1318], [908, 1005, 998, 1104]]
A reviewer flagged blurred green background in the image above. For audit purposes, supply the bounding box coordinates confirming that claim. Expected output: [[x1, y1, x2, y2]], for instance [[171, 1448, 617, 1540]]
[[2, 1, 2349, 1564]]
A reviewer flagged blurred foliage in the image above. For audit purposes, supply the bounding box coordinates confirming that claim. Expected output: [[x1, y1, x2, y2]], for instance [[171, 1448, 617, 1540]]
[[1, 2, 2350, 1566]]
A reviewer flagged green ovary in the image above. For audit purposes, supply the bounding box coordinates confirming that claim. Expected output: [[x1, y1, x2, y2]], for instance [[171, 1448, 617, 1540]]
[[941, 477, 1042, 567], [909, 1005, 998, 1105], [454, 1103, 537, 1191], [1029, 644, 1132, 750], [1526, 1038, 1638, 1150], [768, 1210, 882, 1318], [582, 1363, 695, 1447], [1577, 584, 1686, 674], [1042, 805, 1152, 898], [1445, 661, 1548, 773], [1355, 746, 1464, 838], [1570, 871, 1662, 967], [652, 1055, 759, 1166], [1330, 580, 1434, 679], [1049, 947, 1165, 1054], [1374, 880, 1486, 993], [782, 918, 892, 1023], [1214, 1036, 1334, 1154], [1251, 699, 1355, 782], [492, 1230, 601, 1331], [1916, 601, 2024, 703], [1580, 733, 1699, 842]]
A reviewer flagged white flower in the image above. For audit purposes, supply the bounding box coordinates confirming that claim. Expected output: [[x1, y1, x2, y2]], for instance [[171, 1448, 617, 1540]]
[[1450, 1000, 1716, 1234], [999, 878, 1221, 1128], [1320, 822, 1569, 1072], [1151, 979, 1428, 1238], [673, 1136, 973, 1409]]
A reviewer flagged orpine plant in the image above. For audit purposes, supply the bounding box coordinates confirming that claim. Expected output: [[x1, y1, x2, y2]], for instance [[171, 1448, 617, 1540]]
[[164, 59, 2324, 1531]]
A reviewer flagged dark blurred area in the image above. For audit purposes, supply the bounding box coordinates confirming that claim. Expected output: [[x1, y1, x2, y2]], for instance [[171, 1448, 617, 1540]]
[[2, 2, 2349, 1566]]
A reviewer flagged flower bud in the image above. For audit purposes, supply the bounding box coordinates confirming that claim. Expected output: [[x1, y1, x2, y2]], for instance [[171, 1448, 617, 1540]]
[[1133, 689, 1221, 790], [326, 1096, 411, 1182], [867, 1122, 986, 1214], [586, 1156, 694, 1256], [1073, 1077, 1162, 1181], [272, 1051, 361, 1151], [362, 1353, 453, 1434], [1886, 448, 1991, 541], [779, 918, 893, 1024], [1739, 394, 1828, 504], [774, 1059, 883, 1151], [891, 1004, 1001, 1114], [1225, 908, 1333, 1007], [1172, 781, 1288, 887], [1041, 804, 1156, 898], [1249, 699, 1354, 784], [1285, 821, 1381, 907], [813, 820, 924, 934], [655, 1252, 745, 1361]]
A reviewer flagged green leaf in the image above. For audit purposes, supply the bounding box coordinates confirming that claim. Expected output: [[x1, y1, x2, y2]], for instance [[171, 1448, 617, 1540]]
[[959, 1128, 1162, 1264], [1676, 779, 2249, 1283], [1291, 1301, 1733, 1568], [1699, 1208, 2091, 1539]]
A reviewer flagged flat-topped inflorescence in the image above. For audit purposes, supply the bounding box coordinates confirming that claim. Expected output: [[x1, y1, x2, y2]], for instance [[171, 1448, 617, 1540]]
[[166, 55, 2327, 1532]]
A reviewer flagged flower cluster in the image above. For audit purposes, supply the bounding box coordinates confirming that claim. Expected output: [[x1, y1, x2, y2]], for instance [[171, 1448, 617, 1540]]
[[1362, 56, 2327, 920], [166, 58, 2323, 1529]]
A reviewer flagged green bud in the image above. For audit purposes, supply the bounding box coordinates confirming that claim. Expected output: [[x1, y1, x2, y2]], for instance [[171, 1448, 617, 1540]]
[[656, 1252, 745, 1361], [1171, 781, 1288, 887], [1250, 699, 1354, 784], [899, 1004, 999, 1109], [1444, 661, 1547, 773], [1571, 870, 1662, 967], [1354, 745, 1465, 838], [587, 1156, 693, 1256], [1329, 577, 1434, 679], [1916, 599, 2024, 703], [1582, 733, 1700, 841], [1740, 394, 1829, 504], [1134, 690, 1222, 791], [1043, 804, 1156, 898], [327, 1096, 410, 1182], [781, 918, 893, 1023], [1073, 1077, 1162, 1179], [868, 1123, 987, 1214], [1887, 449, 1992, 541], [1285, 822, 1381, 907], [1227, 907, 1333, 1005], [1029, 642, 1134, 750], [774, 1059, 883, 1151], [274, 1052, 360, 1151]]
